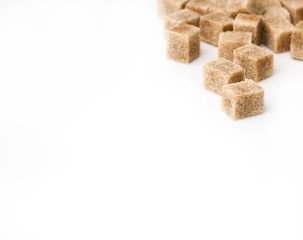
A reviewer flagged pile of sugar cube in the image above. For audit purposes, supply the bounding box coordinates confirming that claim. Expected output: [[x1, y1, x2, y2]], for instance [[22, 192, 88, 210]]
[[158, 0, 303, 120]]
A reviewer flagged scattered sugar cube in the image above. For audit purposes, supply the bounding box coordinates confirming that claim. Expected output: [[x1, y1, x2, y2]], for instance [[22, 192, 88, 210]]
[[262, 8, 295, 53], [249, 0, 281, 15], [208, 0, 228, 14], [186, 0, 210, 15], [165, 9, 201, 30], [167, 23, 200, 63], [226, 0, 251, 17], [200, 13, 234, 46], [262, 21, 295, 53], [233, 13, 263, 45], [204, 58, 245, 95], [158, 0, 189, 17], [222, 80, 264, 120], [218, 31, 252, 61], [291, 21, 303, 60], [234, 43, 274, 82], [280, 0, 303, 24], [263, 7, 291, 22]]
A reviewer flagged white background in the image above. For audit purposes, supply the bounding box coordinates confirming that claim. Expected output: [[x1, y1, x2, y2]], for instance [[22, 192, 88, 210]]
[[0, 0, 303, 239]]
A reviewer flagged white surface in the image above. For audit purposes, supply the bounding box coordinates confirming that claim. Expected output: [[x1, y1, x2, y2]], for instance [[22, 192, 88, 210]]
[[0, 0, 303, 239]]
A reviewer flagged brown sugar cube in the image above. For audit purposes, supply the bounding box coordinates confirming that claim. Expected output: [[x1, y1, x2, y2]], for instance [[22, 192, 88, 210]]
[[234, 43, 273, 82], [262, 19, 295, 53], [280, 0, 303, 24], [233, 14, 263, 45], [226, 0, 251, 17], [218, 31, 252, 61], [248, 0, 281, 15], [207, 0, 228, 14], [263, 7, 291, 23], [165, 9, 201, 30], [291, 21, 303, 60], [200, 13, 234, 46], [262, 22, 295, 53], [204, 58, 245, 95], [221, 80, 264, 120], [158, 0, 189, 17], [212, 0, 228, 8], [186, 0, 227, 15], [167, 23, 200, 63], [186, 0, 210, 15], [262, 8, 295, 52]]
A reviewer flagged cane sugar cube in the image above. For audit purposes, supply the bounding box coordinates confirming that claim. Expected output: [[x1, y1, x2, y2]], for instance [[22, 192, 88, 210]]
[[262, 8, 295, 52], [262, 22, 295, 53], [262, 19, 295, 53], [207, 0, 229, 14], [249, 0, 281, 15], [212, 0, 228, 9], [291, 21, 303, 60], [185, 0, 227, 15], [158, 0, 189, 17], [200, 13, 234, 45], [222, 80, 264, 120], [233, 14, 263, 45], [165, 9, 201, 30], [226, 0, 251, 17], [204, 58, 245, 95], [186, 0, 210, 15], [234, 43, 273, 82], [280, 0, 303, 24], [167, 23, 200, 63], [218, 31, 252, 61], [263, 7, 291, 22], [207, 0, 228, 13]]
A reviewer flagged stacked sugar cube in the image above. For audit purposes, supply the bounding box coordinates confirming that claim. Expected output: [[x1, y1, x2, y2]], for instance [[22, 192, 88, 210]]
[[159, 0, 303, 120]]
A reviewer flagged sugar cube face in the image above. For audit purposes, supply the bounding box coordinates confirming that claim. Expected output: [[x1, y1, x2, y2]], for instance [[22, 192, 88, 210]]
[[158, 0, 189, 17], [167, 23, 200, 63], [218, 31, 252, 61], [234, 43, 274, 82], [280, 0, 303, 24], [262, 19, 295, 53], [249, 0, 281, 15], [233, 14, 263, 45], [291, 21, 303, 60], [226, 0, 251, 17], [263, 7, 291, 22], [200, 13, 234, 46], [185, 0, 210, 15], [165, 9, 201, 30], [208, 0, 228, 14], [262, 8, 295, 52], [204, 58, 245, 95], [222, 80, 264, 120]]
